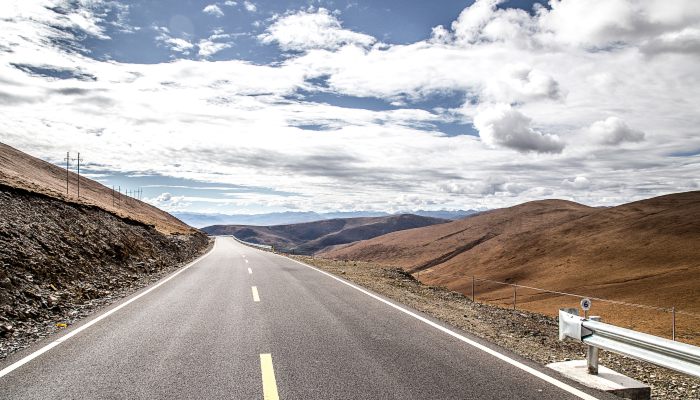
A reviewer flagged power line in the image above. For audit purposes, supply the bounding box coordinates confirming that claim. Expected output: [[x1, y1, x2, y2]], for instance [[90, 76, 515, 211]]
[[63, 152, 70, 196], [71, 152, 84, 199]]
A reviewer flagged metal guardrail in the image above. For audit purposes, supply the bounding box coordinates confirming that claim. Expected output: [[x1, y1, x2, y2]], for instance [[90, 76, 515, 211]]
[[455, 275, 700, 341], [559, 308, 700, 378], [228, 235, 273, 250]]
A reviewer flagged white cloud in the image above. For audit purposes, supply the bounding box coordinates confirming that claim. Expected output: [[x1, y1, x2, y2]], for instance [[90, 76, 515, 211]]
[[451, 0, 503, 44], [154, 26, 194, 54], [243, 1, 257, 12], [148, 192, 190, 211], [224, 1, 237, 6], [198, 39, 231, 58], [1, 0, 699, 214], [589, 117, 645, 145], [563, 176, 591, 190], [259, 8, 376, 51], [157, 192, 172, 202], [473, 104, 564, 153], [202, 4, 224, 18]]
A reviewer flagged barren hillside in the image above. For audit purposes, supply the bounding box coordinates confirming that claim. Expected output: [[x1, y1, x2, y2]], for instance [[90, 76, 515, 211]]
[[321, 193, 700, 340], [203, 214, 449, 254], [0, 142, 193, 234]]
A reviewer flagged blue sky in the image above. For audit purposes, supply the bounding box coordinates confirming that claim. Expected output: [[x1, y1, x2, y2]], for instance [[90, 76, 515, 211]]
[[1, 0, 699, 215]]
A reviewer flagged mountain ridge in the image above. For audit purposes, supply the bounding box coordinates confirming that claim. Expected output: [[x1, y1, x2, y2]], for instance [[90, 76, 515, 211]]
[[320, 192, 700, 337], [202, 214, 450, 254]]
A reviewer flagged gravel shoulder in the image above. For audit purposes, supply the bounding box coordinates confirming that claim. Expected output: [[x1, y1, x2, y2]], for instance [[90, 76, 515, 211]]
[[291, 256, 699, 400]]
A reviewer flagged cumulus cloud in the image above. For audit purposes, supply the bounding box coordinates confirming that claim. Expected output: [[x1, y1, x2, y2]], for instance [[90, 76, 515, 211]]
[[439, 179, 527, 196], [198, 39, 232, 58], [243, 1, 257, 12], [1, 0, 700, 214], [539, 0, 700, 50], [149, 192, 190, 211], [473, 105, 565, 153], [259, 8, 376, 51], [589, 117, 645, 145], [642, 27, 700, 55], [563, 176, 591, 190], [154, 26, 194, 54], [451, 0, 503, 44], [485, 65, 562, 103], [202, 4, 224, 18], [156, 192, 172, 202]]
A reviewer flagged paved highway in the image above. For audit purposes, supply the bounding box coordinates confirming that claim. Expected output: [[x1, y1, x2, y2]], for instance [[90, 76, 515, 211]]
[[0, 237, 615, 399]]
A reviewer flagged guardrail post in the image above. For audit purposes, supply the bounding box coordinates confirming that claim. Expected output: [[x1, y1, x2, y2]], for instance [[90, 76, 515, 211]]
[[672, 307, 676, 341], [587, 316, 601, 375]]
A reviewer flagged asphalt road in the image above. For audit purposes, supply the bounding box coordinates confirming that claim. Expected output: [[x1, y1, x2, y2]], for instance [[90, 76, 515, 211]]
[[0, 237, 616, 399]]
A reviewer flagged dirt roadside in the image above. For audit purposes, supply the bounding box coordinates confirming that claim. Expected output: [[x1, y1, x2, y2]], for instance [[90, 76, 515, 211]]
[[290, 256, 699, 400]]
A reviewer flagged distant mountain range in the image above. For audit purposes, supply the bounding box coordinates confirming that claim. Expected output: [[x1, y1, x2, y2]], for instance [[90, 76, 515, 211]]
[[175, 209, 479, 228], [201, 214, 449, 255]]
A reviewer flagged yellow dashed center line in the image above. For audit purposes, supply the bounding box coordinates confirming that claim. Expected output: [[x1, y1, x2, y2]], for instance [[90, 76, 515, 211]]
[[260, 353, 280, 400], [252, 286, 260, 302]]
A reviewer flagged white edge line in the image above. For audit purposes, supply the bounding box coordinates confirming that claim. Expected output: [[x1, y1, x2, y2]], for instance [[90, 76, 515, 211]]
[[278, 253, 601, 400], [0, 239, 218, 379]]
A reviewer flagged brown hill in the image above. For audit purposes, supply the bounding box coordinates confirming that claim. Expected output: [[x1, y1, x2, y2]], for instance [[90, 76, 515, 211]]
[[0, 142, 194, 234], [202, 214, 449, 255], [321, 193, 700, 341]]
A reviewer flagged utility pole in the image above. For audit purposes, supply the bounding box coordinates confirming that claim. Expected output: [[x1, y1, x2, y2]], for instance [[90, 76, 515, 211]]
[[72, 152, 83, 199], [63, 152, 70, 196], [118, 185, 121, 204]]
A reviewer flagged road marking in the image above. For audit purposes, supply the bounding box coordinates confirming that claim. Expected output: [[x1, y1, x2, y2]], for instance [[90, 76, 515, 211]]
[[278, 254, 601, 400], [0, 240, 218, 379], [245, 259, 249, 264], [259, 353, 280, 400], [252, 286, 260, 302], [248, 267, 252, 274]]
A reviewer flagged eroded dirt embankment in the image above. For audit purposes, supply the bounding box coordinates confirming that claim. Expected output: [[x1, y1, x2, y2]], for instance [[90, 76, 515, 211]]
[[0, 184, 210, 358]]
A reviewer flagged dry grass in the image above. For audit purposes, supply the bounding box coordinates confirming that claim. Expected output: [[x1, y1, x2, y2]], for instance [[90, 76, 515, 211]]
[[321, 193, 700, 342], [0, 142, 194, 234]]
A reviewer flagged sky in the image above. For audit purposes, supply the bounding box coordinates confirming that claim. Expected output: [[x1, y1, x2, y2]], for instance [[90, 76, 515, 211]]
[[1, 0, 699, 215]]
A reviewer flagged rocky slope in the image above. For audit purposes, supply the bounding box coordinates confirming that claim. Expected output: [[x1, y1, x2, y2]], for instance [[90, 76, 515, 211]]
[[0, 142, 194, 234], [0, 184, 210, 358]]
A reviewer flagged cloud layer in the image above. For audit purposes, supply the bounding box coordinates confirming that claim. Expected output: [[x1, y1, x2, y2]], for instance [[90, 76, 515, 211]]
[[0, 0, 699, 214]]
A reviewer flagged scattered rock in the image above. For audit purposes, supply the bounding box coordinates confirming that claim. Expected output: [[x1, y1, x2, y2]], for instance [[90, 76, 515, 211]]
[[0, 185, 210, 360]]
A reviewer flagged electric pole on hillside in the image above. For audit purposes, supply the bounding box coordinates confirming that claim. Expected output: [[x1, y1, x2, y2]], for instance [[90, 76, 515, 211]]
[[63, 152, 70, 196], [72, 152, 83, 199]]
